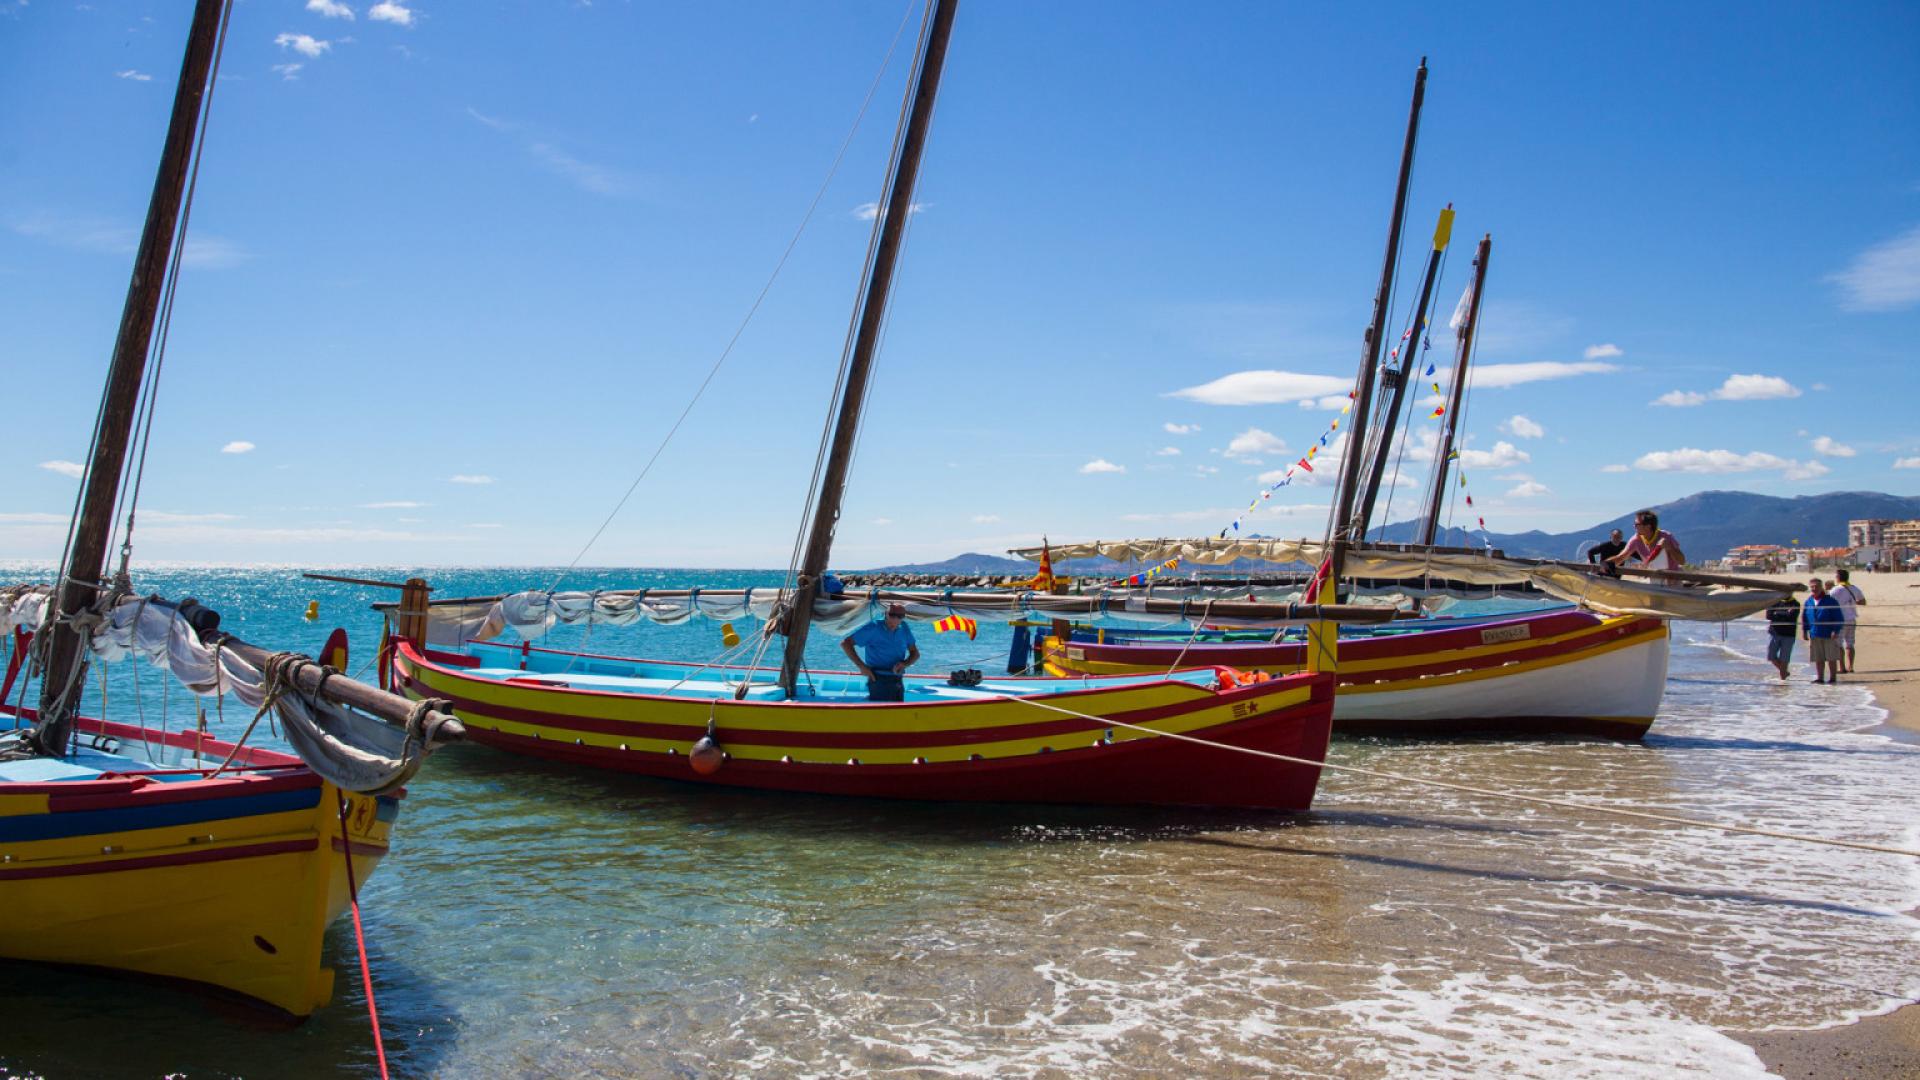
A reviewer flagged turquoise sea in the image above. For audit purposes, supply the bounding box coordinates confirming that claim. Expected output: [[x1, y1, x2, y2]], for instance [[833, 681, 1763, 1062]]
[[3, 567, 1917, 1079]]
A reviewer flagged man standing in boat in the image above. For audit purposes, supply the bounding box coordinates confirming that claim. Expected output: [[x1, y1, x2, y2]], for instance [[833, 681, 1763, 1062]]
[[1607, 510, 1686, 571], [842, 603, 920, 702]]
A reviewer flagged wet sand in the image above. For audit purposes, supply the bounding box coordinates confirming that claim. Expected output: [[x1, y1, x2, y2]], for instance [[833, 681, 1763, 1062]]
[[1728, 570, 1920, 1077]]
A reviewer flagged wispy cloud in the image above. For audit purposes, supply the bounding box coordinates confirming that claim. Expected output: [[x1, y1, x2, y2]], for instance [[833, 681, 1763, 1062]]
[[39, 460, 84, 478], [274, 32, 332, 58], [139, 510, 240, 523], [1632, 447, 1828, 480], [1155, 446, 1181, 456], [1829, 224, 1920, 312], [853, 201, 928, 222], [870, 518, 893, 526], [1163, 422, 1200, 435], [467, 110, 642, 197], [116, 69, 152, 82], [221, 440, 255, 454], [970, 514, 1000, 524], [1652, 390, 1706, 408], [183, 236, 249, 268], [272, 63, 305, 81], [1583, 343, 1622, 360], [1811, 435, 1855, 458], [1600, 463, 1630, 473], [361, 500, 427, 509], [0, 512, 67, 524], [307, 0, 355, 18], [1895, 457, 1920, 470], [1466, 361, 1618, 389], [368, 1, 414, 26], [1168, 370, 1351, 406], [1500, 415, 1544, 438], [1079, 459, 1125, 475], [449, 474, 494, 484]]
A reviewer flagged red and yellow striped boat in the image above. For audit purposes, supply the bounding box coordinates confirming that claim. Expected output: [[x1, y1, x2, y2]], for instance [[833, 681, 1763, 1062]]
[[0, 714, 398, 1017], [390, 637, 1336, 810], [1044, 608, 1670, 740]]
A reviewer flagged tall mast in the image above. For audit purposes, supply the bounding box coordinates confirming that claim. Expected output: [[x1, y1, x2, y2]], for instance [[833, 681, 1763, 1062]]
[[1323, 58, 1427, 591], [1421, 233, 1491, 545], [777, 0, 957, 697], [31, 0, 226, 758], [1354, 203, 1454, 539]]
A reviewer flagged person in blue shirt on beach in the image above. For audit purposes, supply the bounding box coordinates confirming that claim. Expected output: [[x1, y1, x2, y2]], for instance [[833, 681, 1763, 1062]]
[[842, 602, 919, 702], [1802, 578, 1845, 684]]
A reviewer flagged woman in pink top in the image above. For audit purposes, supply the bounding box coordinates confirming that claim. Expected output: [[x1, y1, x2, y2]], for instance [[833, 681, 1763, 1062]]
[[1607, 509, 1686, 571]]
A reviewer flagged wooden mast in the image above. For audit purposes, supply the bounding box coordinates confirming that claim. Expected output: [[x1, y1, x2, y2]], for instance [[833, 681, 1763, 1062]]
[[1354, 203, 1454, 539], [1323, 58, 1428, 594], [31, 0, 226, 758], [776, 0, 956, 697], [1421, 233, 1491, 545]]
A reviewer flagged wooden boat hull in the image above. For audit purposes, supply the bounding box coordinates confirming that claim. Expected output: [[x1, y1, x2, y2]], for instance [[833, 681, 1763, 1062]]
[[0, 717, 398, 1018], [1045, 610, 1670, 740], [393, 642, 1335, 810]]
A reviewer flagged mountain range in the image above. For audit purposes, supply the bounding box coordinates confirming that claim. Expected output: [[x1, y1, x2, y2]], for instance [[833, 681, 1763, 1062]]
[[863, 489, 1920, 574]]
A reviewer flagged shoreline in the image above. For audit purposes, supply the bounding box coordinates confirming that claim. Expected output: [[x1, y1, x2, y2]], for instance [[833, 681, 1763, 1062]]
[[1723, 571, 1920, 1077]]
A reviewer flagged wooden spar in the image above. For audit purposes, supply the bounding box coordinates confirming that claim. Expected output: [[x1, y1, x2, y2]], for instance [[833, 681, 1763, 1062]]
[[1422, 233, 1490, 545], [301, 572, 413, 590], [134, 595, 465, 742], [32, 0, 226, 759], [1325, 58, 1427, 594], [776, 0, 957, 697], [1355, 204, 1455, 538]]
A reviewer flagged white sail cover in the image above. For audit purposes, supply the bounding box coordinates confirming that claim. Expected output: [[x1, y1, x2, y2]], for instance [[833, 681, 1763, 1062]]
[[1004, 538, 1790, 622]]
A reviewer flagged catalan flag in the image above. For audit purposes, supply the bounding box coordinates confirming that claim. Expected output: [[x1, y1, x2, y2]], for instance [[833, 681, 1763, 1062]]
[[932, 615, 977, 640], [1032, 537, 1056, 592]]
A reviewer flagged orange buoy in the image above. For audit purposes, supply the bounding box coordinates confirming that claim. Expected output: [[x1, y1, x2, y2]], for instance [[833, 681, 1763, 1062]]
[[689, 735, 725, 775]]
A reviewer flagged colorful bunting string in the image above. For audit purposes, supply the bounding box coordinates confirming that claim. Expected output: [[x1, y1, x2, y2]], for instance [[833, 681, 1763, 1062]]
[[1218, 389, 1355, 538]]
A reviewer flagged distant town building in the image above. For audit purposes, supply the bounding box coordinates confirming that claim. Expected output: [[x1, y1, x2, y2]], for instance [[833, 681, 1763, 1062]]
[[1886, 519, 1920, 551], [1849, 519, 1890, 547]]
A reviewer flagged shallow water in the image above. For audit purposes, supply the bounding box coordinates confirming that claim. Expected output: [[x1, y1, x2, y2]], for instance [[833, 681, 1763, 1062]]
[[3, 568, 1915, 1078]]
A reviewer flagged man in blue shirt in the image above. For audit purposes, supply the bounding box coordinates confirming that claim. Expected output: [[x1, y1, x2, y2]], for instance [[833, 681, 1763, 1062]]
[[1802, 578, 1845, 684], [841, 602, 920, 701]]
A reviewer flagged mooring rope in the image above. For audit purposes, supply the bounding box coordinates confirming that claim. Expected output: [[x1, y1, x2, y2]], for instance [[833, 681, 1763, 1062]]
[[335, 789, 391, 1080], [993, 687, 1920, 859]]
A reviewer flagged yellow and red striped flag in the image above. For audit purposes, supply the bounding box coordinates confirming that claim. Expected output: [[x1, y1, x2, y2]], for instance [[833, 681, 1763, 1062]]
[[932, 615, 978, 640]]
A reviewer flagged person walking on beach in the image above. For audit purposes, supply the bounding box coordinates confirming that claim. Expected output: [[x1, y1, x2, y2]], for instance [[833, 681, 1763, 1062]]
[[1607, 510, 1686, 571], [1588, 529, 1627, 576], [1764, 592, 1800, 679], [841, 602, 919, 702], [1830, 567, 1866, 673], [1802, 578, 1845, 684]]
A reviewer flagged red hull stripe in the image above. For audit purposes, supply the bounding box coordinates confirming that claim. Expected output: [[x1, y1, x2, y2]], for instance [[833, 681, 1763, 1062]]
[[330, 837, 390, 858], [0, 838, 317, 881]]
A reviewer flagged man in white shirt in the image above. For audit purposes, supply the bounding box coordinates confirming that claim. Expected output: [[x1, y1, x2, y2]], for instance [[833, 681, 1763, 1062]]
[[1831, 567, 1866, 673]]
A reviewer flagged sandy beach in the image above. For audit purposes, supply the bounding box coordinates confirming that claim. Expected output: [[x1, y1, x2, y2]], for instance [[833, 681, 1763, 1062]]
[[1727, 570, 1920, 1077]]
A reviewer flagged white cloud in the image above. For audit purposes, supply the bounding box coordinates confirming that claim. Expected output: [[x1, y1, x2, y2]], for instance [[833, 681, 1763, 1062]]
[[871, 518, 893, 526], [274, 33, 331, 58], [1155, 446, 1181, 456], [1225, 428, 1287, 460], [1163, 422, 1200, 435], [38, 460, 85, 479], [1079, 459, 1125, 474], [361, 500, 426, 509], [220, 440, 255, 454], [272, 63, 305, 81], [116, 70, 152, 82], [1194, 465, 1219, 476], [1631, 447, 1827, 481], [528, 142, 635, 196], [368, 1, 414, 26], [970, 514, 1000, 524], [1810, 436, 1855, 458], [449, 474, 494, 484], [1583, 344, 1623, 360], [1168, 370, 1351, 406], [1711, 373, 1800, 401], [1828, 224, 1920, 312], [853, 201, 928, 222], [139, 511, 239, 523], [1894, 457, 1920, 469], [1600, 463, 1630, 473], [307, 0, 355, 18], [1467, 361, 1619, 389], [1506, 479, 1551, 498], [1500, 414, 1544, 439], [1652, 390, 1706, 408], [1459, 441, 1530, 468]]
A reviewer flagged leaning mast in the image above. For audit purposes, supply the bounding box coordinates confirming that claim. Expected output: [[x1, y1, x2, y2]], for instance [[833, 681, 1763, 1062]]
[[1421, 233, 1491, 545], [1354, 203, 1455, 539], [776, 0, 957, 697]]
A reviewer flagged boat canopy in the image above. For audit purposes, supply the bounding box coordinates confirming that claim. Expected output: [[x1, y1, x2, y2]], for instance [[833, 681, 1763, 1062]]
[[1004, 538, 1794, 622]]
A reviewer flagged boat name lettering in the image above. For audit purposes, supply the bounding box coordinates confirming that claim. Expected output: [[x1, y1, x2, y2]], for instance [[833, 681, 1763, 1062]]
[[1066, 648, 1085, 661], [1481, 625, 1532, 645]]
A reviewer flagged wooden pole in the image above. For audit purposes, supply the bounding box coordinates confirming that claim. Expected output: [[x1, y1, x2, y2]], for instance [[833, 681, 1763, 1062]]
[[32, 0, 226, 758], [777, 0, 957, 697], [1422, 234, 1490, 545], [1325, 58, 1427, 595], [1356, 204, 1454, 537]]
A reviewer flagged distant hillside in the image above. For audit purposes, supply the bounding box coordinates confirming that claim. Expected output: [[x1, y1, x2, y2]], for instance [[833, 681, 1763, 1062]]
[[865, 490, 1920, 573]]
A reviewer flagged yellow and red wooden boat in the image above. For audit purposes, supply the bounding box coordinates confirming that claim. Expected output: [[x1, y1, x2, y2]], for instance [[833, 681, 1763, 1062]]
[[0, 713, 397, 1017], [391, 637, 1336, 810]]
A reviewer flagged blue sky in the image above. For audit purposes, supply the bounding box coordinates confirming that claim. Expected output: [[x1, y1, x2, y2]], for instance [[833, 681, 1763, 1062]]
[[3, 1, 1918, 568]]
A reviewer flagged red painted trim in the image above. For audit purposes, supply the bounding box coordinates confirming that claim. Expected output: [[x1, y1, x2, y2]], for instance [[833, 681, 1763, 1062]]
[[330, 837, 389, 858], [0, 838, 316, 880], [422, 648, 481, 668]]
